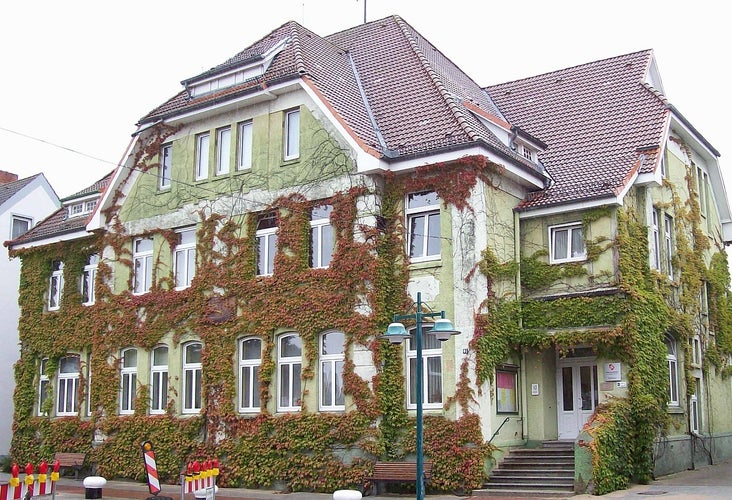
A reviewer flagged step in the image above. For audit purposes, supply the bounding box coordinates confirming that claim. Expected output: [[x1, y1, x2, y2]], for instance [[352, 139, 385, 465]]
[[472, 487, 574, 498], [501, 458, 575, 465], [482, 482, 574, 491], [487, 476, 574, 486], [491, 469, 574, 479]]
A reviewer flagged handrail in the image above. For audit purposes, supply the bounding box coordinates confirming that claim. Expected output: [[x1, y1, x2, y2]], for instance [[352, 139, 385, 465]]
[[489, 417, 511, 443]]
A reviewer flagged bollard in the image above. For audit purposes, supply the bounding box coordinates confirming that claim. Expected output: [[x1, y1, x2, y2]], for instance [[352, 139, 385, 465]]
[[82, 476, 106, 499]]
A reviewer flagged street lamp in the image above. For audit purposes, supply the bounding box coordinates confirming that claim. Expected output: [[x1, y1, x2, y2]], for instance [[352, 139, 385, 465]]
[[382, 292, 460, 500]]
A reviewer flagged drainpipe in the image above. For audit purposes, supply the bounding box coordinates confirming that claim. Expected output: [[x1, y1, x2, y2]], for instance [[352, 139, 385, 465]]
[[515, 210, 528, 442]]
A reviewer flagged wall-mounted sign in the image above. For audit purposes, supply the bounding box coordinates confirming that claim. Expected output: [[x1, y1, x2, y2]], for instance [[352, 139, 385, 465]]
[[604, 362, 621, 382]]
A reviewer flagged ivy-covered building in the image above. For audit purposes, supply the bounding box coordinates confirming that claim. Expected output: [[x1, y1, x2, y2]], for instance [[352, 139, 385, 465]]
[[7, 15, 732, 495]]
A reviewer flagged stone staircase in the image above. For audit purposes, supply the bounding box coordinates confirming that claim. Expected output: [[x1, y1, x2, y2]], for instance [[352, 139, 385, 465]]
[[473, 440, 575, 497]]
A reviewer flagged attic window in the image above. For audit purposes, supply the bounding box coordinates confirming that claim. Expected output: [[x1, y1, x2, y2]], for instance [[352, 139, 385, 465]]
[[68, 199, 97, 218], [519, 143, 535, 162]]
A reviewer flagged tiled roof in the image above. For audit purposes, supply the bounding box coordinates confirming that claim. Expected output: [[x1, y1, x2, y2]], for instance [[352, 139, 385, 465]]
[[485, 50, 669, 210], [9, 171, 114, 246], [138, 16, 537, 172], [0, 174, 42, 207]]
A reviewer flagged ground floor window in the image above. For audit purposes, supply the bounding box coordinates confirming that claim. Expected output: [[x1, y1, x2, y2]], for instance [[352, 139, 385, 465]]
[[496, 367, 518, 413]]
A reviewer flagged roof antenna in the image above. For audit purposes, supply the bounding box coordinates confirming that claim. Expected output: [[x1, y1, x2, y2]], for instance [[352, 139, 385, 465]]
[[357, 0, 366, 24]]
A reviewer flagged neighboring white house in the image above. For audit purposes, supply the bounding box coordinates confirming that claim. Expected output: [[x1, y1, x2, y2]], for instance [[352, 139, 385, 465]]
[[0, 171, 59, 458]]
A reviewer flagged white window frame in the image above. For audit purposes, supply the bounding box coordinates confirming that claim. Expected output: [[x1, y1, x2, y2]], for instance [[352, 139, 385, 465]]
[[277, 333, 302, 412], [150, 346, 169, 415], [310, 205, 334, 269], [284, 109, 300, 161], [120, 348, 137, 415], [182, 342, 202, 414], [159, 144, 172, 190], [238, 337, 262, 413], [81, 254, 98, 306], [256, 213, 278, 276], [216, 126, 231, 176], [48, 260, 64, 311], [38, 357, 49, 416], [237, 121, 253, 170], [650, 210, 661, 270], [11, 215, 32, 239], [319, 331, 345, 412], [691, 378, 701, 433], [85, 354, 92, 417], [666, 336, 680, 407], [406, 191, 441, 262], [195, 133, 210, 181], [133, 238, 153, 295], [664, 214, 674, 278], [406, 326, 443, 410], [57, 355, 80, 416], [549, 222, 586, 264], [174, 228, 196, 290]]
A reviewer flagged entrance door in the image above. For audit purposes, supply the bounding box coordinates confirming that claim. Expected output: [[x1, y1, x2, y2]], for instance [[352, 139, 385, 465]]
[[557, 358, 598, 439]]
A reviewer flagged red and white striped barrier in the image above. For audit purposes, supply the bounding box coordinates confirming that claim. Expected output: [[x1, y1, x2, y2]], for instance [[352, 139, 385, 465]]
[[180, 459, 219, 500], [141, 441, 161, 496], [1, 461, 59, 500]]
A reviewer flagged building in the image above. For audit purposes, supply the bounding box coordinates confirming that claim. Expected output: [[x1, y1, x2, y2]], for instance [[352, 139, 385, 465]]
[[0, 171, 59, 459], [7, 16, 732, 495]]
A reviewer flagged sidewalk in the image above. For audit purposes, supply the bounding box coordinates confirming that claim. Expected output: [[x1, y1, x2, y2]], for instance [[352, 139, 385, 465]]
[[4, 460, 732, 499]]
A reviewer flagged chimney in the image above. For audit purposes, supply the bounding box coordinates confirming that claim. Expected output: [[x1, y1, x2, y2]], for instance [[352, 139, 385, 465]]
[[0, 171, 19, 185]]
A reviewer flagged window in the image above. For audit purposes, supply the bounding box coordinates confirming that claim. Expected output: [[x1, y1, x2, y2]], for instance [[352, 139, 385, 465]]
[[691, 378, 701, 433], [159, 144, 172, 190], [85, 200, 98, 213], [284, 109, 300, 160], [57, 355, 80, 416], [310, 204, 334, 269], [133, 238, 153, 294], [664, 214, 674, 277], [183, 342, 202, 413], [406, 191, 441, 261], [665, 335, 679, 407], [120, 348, 137, 415], [650, 210, 661, 270], [691, 335, 702, 366], [38, 358, 49, 416], [216, 127, 231, 175], [150, 346, 169, 414], [11, 215, 32, 239], [174, 228, 196, 290], [81, 254, 98, 306], [550, 222, 586, 263], [407, 326, 442, 409], [256, 212, 278, 276], [237, 121, 253, 170], [320, 331, 345, 411], [85, 354, 92, 417], [496, 368, 518, 413], [48, 260, 64, 310], [696, 166, 708, 217], [195, 133, 210, 180], [238, 338, 261, 413], [278, 333, 302, 412], [68, 200, 98, 218]]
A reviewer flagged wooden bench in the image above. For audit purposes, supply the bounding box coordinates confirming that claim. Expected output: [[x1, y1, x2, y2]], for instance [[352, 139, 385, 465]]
[[365, 461, 434, 495], [54, 452, 86, 480]]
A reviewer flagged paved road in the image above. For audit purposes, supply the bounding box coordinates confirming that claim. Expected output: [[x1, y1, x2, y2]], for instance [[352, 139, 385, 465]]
[[4, 460, 732, 499]]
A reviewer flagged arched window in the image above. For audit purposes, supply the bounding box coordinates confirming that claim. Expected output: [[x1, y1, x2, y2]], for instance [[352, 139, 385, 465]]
[[120, 348, 138, 414], [150, 346, 169, 414], [665, 335, 679, 406], [238, 338, 262, 413], [183, 342, 202, 413], [278, 333, 301, 412], [319, 331, 345, 411]]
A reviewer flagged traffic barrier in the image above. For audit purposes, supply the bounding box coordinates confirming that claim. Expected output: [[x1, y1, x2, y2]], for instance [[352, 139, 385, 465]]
[[180, 460, 219, 500], [0, 461, 60, 500], [141, 441, 162, 497]]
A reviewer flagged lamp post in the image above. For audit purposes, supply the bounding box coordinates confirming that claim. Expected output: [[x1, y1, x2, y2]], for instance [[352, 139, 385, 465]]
[[383, 292, 460, 500]]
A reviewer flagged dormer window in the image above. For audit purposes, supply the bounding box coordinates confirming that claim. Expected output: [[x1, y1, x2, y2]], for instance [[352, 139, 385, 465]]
[[185, 38, 289, 98], [520, 144, 535, 162], [67, 199, 98, 218]]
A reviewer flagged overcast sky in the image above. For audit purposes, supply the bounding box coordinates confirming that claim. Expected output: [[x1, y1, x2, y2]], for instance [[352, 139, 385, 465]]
[[0, 0, 727, 200]]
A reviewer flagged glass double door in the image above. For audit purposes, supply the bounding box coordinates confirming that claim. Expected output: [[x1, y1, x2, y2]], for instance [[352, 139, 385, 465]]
[[557, 358, 598, 439]]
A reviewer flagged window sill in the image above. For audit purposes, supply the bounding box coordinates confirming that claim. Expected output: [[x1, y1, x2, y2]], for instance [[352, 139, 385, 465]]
[[667, 406, 685, 414], [409, 259, 441, 271], [281, 157, 300, 167]]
